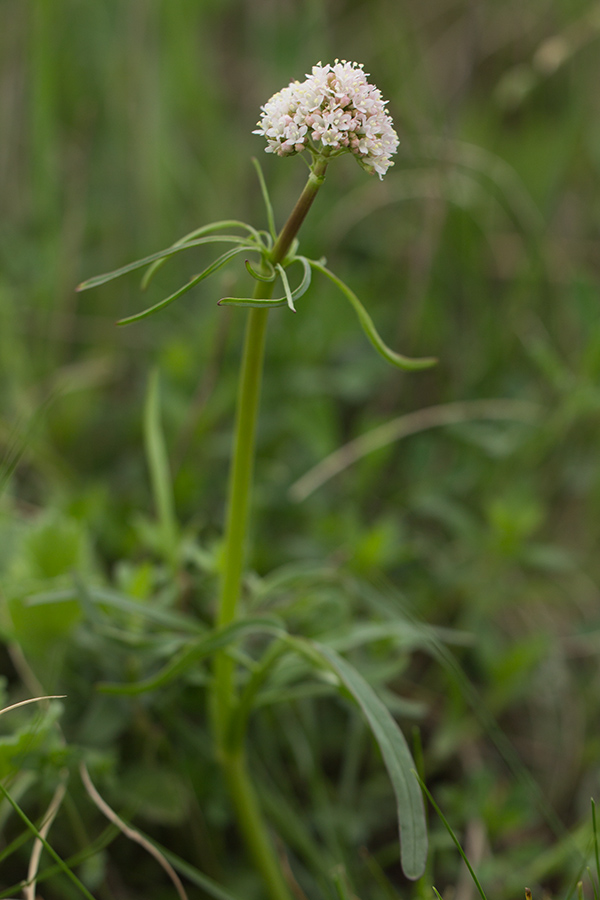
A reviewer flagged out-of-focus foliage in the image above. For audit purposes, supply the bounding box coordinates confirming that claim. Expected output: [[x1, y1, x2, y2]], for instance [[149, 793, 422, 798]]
[[1, 0, 600, 898]]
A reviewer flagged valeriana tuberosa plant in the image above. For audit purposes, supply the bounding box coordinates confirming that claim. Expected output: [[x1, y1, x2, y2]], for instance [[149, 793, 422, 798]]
[[78, 61, 433, 900]]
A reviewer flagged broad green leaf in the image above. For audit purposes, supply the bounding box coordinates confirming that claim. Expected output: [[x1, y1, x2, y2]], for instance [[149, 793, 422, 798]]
[[308, 260, 437, 371], [306, 641, 428, 879]]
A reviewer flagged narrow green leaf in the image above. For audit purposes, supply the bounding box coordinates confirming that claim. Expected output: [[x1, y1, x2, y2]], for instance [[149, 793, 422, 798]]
[[144, 370, 178, 564], [288, 255, 312, 301], [118, 246, 248, 325], [140, 220, 263, 290], [77, 235, 256, 292], [0, 784, 97, 900], [218, 296, 288, 309], [301, 640, 428, 879], [275, 263, 296, 312], [97, 617, 285, 695], [219, 256, 312, 310], [308, 260, 437, 371], [252, 157, 277, 240], [245, 258, 276, 282]]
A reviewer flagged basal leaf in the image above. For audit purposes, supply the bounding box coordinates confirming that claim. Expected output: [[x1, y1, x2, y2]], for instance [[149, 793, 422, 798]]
[[307, 641, 428, 879]]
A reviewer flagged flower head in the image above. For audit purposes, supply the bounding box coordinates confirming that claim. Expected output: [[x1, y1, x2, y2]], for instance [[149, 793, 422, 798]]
[[254, 60, 399, 179]]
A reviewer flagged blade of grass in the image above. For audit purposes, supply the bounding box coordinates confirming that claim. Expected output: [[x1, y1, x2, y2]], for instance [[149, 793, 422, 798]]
[[25, 772, 68, 900], [415, 774, 487, 900], [144, 369, 177, 564], [0, 783, 97, 900]]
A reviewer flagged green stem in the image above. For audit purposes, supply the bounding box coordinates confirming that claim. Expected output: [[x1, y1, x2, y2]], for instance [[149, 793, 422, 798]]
[[213, 303, 270, 749], [212, 156, 328, 900], [223, 752, 292, 900], [270, 155, 329, 265]]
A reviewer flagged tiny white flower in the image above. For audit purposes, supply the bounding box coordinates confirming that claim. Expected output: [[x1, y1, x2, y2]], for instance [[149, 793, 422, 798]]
[[254, 60, 399, 179]]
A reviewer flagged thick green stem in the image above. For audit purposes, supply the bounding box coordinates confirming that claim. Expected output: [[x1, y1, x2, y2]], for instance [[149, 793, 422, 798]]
[[223, 751, 292, 900], [211, 157, 328, 900], [213, 303, 270, 749], [270, 155, 329, 265]]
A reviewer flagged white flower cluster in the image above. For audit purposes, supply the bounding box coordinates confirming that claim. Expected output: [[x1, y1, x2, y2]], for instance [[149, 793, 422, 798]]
[[254, 61, 399, 179]]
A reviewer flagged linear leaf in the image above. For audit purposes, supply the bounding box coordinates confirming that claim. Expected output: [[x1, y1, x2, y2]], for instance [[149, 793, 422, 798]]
[[309, 260, 437, 371], [141, 220, 263, 289], [117, 247, 248, 325], [77, 235, 256, 292], [252, 158, 277, 241], [245, 258, 276, 282], [288, 256, 312, 301], [218, 296, 288, 309], [307, 641, 428, 879], [275, 263, 296, 312], [219, 256, 312, 310]]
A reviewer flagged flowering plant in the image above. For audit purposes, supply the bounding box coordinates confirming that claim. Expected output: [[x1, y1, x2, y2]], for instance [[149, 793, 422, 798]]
[[78, 62, 432, 900], [254, 60, 400, 178]]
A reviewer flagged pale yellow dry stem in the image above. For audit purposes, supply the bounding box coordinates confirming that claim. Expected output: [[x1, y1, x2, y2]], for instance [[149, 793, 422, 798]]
[[79, 762, 189, 900], [0, 695, 65, 717], [290, 398, 541, 501]]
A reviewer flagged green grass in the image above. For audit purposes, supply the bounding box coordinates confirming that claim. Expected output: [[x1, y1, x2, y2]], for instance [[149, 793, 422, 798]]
[[2, 0, 600, 898]]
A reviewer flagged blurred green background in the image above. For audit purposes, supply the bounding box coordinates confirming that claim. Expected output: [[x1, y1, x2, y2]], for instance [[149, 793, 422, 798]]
[[2, 0, 600, 898]]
